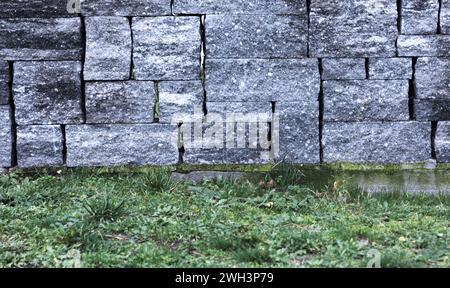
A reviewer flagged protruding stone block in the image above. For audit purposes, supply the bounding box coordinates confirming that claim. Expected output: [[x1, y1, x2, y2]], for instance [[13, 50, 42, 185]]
[[369, 58, 413, 80], [415, 57, 450, 100], [66, 124, 179, 166], [206, 59, 320, 102], [0, 0, 73, 18], [401, 0, 439, 34], [322, 58, 366, 80], [85, 81, 154, 124], [415, 100, 450, 120], [323, 122, 431, 163], [323, 80, 410, 122], [436, 122, 450, 162], [398, 35, 450, 56], [0, 106, 11, 167], [133, 17, 201, 80], [310, 0, 398, 57], [13, 61, 83, 125], [81, 0, 171, 16], [84, 17, 131, 80], [158, 81, 204, 124], [206, 14, 307, 59], [17, 125, 64, 168], [0, 18, 82, 60]]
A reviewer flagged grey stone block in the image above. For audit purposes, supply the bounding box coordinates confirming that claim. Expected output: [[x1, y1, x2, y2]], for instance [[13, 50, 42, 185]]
[[66, 124, 179, 167], [0, 0, 73, 18], [85, 81, 154, 124], [13, 61, 83, 125], [398, 35, 450, 56], [17, 125, 64, 168], [323, 122, 431, 163], [369, 58, 413, 80], [415, 100, 450, 120], [133, 17, 201, 80], [206, 59, 320, 102], [274, 102, 320, 164], [84, 17, 131, 81], [80, 0, 171, 16], [401, 0, 439, 34], [441, 0, 450, 34], [0, 82, 9, 105], [415, 57, 450, 100], [1, 61, 9, 82], [436, 122, 450, 162], [0, 106, 11, 167], [310, 0, 397, 57], [0, 18, 81, 60], [206, 14, 307, 59], [206, 102, 272, 123], [322, 58, 366, 80], [173, 0, 306, 15], [323, 80, 410, 122]]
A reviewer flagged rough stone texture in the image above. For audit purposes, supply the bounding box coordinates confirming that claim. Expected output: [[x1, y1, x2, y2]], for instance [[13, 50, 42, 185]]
[[436, 122, 450, 162], [310, 0, 398, 57], [0, 82, 8, 105], [0, 0, 73, 18], [323, 80, 410, 122], [415, 100, 450, 120], [133, 17, 201, 80], [323, 122, 431, 163], [85, 81, 154, 124], [158, 81, 204, 124], [206, 15, 307, 59], [0, 106, 11, 167], [173, 0, 307, 15], [17, 125, 63, 168], [322, 58, 366, 80], [415, 57, 450, 100], [66, 124, 179, 167], [401, 0, 439, 34], [1, 61, 9, 83], [80, 0, 171, 16], [84, 17, 131, 81], [398, 35, 450, 56], [206, 102, 272, 123], [206, 59, 320, 102], [275, 102, 320, 164], [14, 61, 83, 125], [441, 0, 450, 34], [0, 18, 82, 60], [369, 58, 413, 80]]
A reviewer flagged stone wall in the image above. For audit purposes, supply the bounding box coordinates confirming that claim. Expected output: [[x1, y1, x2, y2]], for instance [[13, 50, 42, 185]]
[[0, 0, 449, 168]]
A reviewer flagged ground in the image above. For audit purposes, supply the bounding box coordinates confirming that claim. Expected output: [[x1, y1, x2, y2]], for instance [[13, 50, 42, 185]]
[[0, 167, 448, 268]]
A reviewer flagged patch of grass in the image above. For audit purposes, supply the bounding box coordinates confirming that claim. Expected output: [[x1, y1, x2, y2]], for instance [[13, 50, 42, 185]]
[[0, 168, 448, 268]]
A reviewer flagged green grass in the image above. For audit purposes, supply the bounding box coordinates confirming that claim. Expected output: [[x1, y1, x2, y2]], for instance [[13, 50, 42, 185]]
[[0, 168, 448, 268]]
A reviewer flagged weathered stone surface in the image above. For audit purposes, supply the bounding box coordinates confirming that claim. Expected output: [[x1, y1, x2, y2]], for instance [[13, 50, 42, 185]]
[[398, 35, 450, 56], [322, 58, 366, 80], [0, 0, 73, 18], [14, 61, 83, 125], [133, 17, 201, 80], [310, 0, 398, 57], [66, 124, 179, 167], [441, 0, 450, 34], [415, 57, 450, 100], [0, 82, 8, 105], [323, 80, 410, 122], [173, 0, 306, 15], [158, 81, 204, 124], [206, 15, 307, 59], [17, 125, 63, 168], [369, 58, 413, 79], [80, 0, 171, 16], [415, 100, 450, 120], [85, 81, 154, 124], [206, 59, 320, 102], [0, 18, 82, 60], [274, 102, 320, 163], [0, 106, 11, 167], [206, 102, 272, 122], [323, 122, 431, 163], [1, 61, 9, 82], [84, 17, 131, 80], [401, 0, 439, 34], [436, 122, 450, 162]]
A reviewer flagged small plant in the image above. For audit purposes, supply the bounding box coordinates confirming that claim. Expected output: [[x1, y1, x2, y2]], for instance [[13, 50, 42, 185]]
[[143, 169, 177, 193], [266, 161, 304, 188], [82, 195, 126, 222]]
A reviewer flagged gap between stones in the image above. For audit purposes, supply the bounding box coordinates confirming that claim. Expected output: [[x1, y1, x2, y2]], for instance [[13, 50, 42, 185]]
[[79, 15, 87, 125], [438, 0, 443, 34], [127, 16, 135, 80], [7, 61, 17, 167], [408, 57, 418, 120], [306, 0, 311, 57], [431, 121, 438, 159], [61, 125, 67, 165], [318, 58, 324, 163]]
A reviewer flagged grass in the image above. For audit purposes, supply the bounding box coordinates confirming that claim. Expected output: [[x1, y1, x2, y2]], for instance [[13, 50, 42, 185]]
[[0, 168, 448, 268]]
